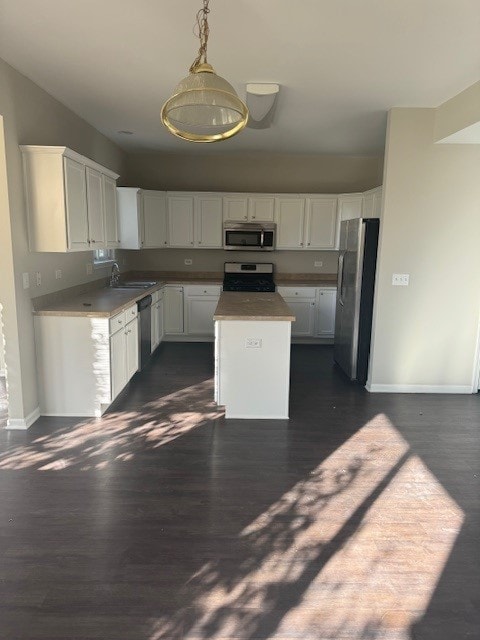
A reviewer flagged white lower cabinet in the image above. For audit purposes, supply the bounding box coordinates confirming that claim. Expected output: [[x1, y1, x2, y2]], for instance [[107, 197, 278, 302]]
[[109, 307, 139, 400], [151, 289, 165, 351], [278, 286, 337, 339], [184, 285, 221, 336], [315, 288, 336, 338], [277, 287, 316, 336], [164, 285, 184, 334], [35, 303, 139, 417]]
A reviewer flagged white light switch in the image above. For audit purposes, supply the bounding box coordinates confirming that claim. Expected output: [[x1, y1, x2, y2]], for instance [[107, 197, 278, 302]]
[[55, 269, 62, 280], [22, 273, 30, 289], [86, 263, 93, 275], [392, 273, 409, 286], [245, 338, 262, 348]]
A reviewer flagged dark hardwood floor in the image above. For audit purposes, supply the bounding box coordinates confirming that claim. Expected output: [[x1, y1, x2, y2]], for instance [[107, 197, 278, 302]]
[[0, 344, 479, 640]]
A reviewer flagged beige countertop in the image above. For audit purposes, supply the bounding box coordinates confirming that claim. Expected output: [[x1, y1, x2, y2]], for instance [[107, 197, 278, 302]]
[[33, 272, 337, 318], [214, 292, 295, 322], [34, 282, 164, 318]]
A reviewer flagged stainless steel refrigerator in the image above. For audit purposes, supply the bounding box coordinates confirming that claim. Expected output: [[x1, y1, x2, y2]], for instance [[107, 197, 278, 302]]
[[334, 218, 379, 384]]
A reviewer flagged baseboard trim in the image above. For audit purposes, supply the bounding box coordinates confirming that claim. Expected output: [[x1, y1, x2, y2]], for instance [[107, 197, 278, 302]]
[[6, 406, 41, 430], [366, 383, 473, 394]]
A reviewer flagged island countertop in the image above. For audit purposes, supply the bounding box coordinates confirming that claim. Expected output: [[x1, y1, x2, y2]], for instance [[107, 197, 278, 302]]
[[214, 292, 295, 322]]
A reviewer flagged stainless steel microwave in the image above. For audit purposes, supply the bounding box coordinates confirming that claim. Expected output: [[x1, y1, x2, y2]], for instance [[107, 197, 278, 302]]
[[223, 222, 276, 251]]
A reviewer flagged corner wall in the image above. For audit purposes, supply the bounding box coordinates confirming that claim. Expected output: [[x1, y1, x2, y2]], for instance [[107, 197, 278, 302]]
[[368, 108, 480, 392], [0, 58, 127, 426]]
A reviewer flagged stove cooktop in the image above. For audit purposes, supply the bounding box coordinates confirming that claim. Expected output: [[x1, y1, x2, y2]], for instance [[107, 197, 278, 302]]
[[223, 261, 276, 292]]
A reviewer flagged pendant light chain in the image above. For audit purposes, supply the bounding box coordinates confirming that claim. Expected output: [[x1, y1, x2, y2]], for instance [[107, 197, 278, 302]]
[[189, 0, 210, 72]]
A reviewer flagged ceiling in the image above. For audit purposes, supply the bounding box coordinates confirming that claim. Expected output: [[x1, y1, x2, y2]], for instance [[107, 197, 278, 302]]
[[1, 0, 479, 156]]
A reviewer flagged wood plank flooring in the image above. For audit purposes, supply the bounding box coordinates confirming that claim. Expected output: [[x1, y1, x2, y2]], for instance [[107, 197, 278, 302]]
[[0, 344, 479, 640]]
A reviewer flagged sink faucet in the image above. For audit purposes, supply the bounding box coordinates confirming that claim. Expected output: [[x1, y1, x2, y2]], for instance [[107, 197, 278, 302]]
[[109, 262, 120, 287]]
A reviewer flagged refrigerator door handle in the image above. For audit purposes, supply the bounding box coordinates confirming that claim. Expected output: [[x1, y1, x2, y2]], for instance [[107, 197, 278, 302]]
[[338, 252, 345, 305]]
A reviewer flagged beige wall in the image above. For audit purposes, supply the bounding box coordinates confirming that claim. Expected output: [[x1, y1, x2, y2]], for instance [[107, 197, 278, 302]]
[[368, 108, 480, 391], [124, 151, 383, 193], [0, 58, 128, 424], [434, 81, 480, 142], [127, 248, 339, 275]]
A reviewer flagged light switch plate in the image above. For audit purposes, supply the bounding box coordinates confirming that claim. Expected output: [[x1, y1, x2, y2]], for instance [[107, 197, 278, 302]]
[[86, 263, 93, 275], [55, 269, 62, 279], [392, 273, 409, 286]]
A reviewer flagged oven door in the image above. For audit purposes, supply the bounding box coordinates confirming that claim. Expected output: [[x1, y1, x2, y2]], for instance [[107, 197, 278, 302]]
[[224, 225, 275, 251]]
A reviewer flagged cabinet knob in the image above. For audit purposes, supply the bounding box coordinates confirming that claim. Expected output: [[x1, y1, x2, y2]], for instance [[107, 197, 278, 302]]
[[199, 241, 201, 244], [307, 242, 311, 246], [118, 319, 122, 324], [164, 241, 167, 245], [191, 241, 193, 245], [252, 216, 256, 219], [300, 242, 303, 246], [295, 292, 298, 295]]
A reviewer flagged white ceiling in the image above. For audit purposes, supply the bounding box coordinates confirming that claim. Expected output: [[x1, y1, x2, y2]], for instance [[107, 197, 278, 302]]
[[1, 0, 479, 156]]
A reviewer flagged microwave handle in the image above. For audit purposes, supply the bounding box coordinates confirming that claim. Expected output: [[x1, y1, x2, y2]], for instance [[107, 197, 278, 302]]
[[260, 230, 264, 248]]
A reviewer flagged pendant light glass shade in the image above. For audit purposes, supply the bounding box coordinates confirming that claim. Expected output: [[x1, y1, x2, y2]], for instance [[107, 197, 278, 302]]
[[161, 63, 249, 142]]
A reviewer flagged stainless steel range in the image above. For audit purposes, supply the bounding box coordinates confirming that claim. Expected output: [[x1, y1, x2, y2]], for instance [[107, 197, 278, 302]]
[[223, 262, 276, 292]]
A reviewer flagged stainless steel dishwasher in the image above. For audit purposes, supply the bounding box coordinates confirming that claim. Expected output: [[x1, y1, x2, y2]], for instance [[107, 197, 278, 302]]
[[137, 295, 152, 370]]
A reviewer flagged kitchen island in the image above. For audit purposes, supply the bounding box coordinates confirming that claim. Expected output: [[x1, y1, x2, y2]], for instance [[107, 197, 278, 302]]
[[214, 292, 295, 419]]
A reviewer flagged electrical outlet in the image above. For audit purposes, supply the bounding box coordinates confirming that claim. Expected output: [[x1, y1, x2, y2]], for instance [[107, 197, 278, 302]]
[[392, 273, 409, 286], [86, 263, 93, 275], [314, 261, 323, 268], [35, 271, 42, 286], [245, 338, 262, 349], [184, 258, 193, 266], [22, 273, 30, 289], [55, 269, 62, 280]]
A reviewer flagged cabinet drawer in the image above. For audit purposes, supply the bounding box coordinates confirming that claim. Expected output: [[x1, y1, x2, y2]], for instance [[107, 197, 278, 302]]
[[109, 311, 126, 334], [277, 286, 317, 299], [125, 303, 138, 321], [185, 284, 221, 297]]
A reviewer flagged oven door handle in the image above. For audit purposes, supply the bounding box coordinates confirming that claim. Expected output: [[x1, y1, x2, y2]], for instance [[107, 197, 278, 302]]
[[260, 230, 264, 248]]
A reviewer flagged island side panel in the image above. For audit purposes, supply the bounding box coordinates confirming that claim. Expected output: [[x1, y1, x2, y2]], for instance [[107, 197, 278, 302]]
[[216, 320, 292, 419]]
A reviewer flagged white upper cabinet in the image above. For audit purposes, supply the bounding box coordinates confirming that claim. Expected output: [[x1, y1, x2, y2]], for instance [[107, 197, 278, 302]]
[[143, 191, 167, 248], [223, 194, 275, 222], [337, 193, 363, 222], [362, 186, 383, 218], [85, 167, 105, 247], [167, 193, 195, 247], [248, 195, 275, 221], [21, 146, 119, 252], [64, 157, 90, 251], [103, 175, 119, 248], [304, 196, 338, 249], [275, 196, 306, 249], [223, 194, 249, 221], [194, 194, 223, 248], [117, 188, 167, 249]]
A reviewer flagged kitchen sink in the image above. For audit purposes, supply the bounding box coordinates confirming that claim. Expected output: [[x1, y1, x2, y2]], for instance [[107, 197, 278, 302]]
[[109, 281, 157, 290]]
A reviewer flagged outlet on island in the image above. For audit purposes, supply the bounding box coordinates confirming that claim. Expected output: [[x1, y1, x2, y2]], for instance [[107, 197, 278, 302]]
[[245, 338, 262, 349], [184, 258, 193, 266]]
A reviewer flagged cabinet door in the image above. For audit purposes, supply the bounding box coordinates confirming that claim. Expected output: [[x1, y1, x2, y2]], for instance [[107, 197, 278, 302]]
[[143, 191, 167, 248], [275, 197, 305, 249], [248, 196, 275, 221], [85, 167, 105, 247], [110, 329, 127, 399], [125, 318, 139, 380], [316, 288, 336, 337], [167, 195, 194, 247], [305, 196, 338, 249], [285, 299, 316, 336], [195, 195, 223, 248], [164, 286, 184, 334], [223, 195, 248, 221], [64, 157, 89, 250], [103, 175, 119, 248], [186, 297, 219, 335], [157, 295, 164, 343], [151, 303, 158, 352]]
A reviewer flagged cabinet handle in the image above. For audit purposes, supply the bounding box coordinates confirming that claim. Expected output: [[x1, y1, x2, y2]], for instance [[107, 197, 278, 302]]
[[252, 216, 256, 219], [118, 319, 122, 324], [295, 292, 298, 295], [91, 240, 96, 244]]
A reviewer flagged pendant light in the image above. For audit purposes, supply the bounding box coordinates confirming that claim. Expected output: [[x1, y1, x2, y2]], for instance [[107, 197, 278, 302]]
[[161, 0, 249, 143]]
